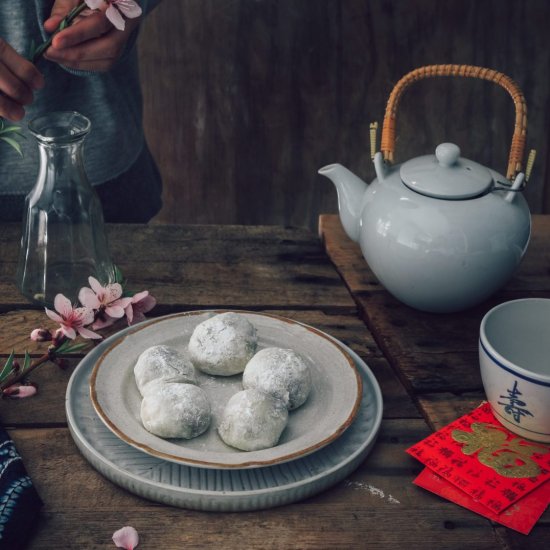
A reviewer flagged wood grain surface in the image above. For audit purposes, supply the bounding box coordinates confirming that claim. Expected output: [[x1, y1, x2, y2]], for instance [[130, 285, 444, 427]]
[[15, 421, 511, 550], [0, 223, 355, 312], [0, 221, 548, 548], [138, 0, 550, 229]]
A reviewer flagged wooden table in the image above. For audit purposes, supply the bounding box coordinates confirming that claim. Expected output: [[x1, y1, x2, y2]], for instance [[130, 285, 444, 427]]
[[0, 219, 548, 549]]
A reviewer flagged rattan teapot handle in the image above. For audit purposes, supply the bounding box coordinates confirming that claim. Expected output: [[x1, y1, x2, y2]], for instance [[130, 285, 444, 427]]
[[380, 64, 527, 180]]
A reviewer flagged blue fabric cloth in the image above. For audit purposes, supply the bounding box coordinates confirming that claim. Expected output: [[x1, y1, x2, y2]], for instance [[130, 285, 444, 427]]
[[0, 426, 43, 549]]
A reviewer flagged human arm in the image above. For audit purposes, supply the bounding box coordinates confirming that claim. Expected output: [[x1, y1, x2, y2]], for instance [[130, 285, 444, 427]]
[[0, 39, 44, 121]]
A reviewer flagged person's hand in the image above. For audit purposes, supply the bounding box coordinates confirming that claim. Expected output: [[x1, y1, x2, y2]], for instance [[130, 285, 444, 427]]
[[0, 39, 44, 121], [43, 0, 142, 72]]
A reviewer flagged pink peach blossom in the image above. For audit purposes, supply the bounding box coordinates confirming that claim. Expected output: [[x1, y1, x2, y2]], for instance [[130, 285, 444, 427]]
[[112, 526, 139, 549], [85, 0, 142, 31], [125, 290, 156, 326], [79, 277, 132, 319], [45, 294, 101, 340]]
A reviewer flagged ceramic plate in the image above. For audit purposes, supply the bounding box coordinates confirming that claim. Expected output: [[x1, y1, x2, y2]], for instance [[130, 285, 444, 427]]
[[90, 311, 363, 469], [67, 323, 382, 511]]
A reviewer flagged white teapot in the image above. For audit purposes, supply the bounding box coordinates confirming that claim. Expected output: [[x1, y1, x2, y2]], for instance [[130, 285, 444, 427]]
[[319, 65, 532, 313]]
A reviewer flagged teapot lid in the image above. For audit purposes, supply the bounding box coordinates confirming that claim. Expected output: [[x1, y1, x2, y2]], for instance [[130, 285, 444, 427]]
[[400, 143, 494, 199]]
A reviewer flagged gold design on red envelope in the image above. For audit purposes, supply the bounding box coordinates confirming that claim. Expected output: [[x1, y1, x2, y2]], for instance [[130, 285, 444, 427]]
[[452, 422, 549, 478], [407, 403, 550, 516]]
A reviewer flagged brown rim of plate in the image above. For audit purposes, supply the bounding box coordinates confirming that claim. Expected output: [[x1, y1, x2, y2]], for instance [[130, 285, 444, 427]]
[[89, 310, 364, 469]]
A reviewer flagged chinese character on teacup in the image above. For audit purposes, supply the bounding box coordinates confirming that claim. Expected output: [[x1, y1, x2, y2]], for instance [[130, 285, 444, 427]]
[[480, 298, 550, 443]]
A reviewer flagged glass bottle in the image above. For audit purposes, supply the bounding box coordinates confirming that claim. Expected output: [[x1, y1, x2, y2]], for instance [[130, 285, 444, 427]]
[[16, 111, 114, 306]]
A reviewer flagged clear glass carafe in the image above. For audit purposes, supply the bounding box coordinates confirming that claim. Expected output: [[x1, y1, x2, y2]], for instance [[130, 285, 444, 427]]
[[16, 111, 114, 306]]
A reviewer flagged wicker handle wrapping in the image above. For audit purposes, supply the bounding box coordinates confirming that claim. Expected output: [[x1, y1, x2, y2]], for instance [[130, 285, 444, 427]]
[[380, 64, 527, 180]]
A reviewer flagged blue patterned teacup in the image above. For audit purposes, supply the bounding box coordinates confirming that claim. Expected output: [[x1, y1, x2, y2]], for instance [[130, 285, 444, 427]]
[[480, 298, 550, 443]]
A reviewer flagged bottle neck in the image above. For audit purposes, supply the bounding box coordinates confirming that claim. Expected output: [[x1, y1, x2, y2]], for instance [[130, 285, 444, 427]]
[[33, 138, 89, 194]]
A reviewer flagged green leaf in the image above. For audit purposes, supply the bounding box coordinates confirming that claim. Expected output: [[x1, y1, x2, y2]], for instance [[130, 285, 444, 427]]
[[0, 351, 15, 383], [22, 351, 32, 373], [113, 265, 125, 285], [55, 339, 72, 354], [56, 339, 92, 354], [59, 342, 91, 354], [0, 136, 23, 156], [0, 125, 24, 135]]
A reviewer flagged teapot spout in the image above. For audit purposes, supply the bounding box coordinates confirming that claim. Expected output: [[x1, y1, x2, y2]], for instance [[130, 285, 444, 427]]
[[318, 163, 367, 242]]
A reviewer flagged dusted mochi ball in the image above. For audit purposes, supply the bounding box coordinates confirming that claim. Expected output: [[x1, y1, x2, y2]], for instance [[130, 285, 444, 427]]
[[242, 347, 312, 410], [140, 382, 211, 439], [134, 345, 197, 396], [218, 389, 288, 451], [188, 312, 258, 376]]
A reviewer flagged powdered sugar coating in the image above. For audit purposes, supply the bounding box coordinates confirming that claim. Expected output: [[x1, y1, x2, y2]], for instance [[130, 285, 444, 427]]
[[134, 345, 197, 396], [218, 389, 288, 451], [188, 312, 258, 376], [242, 347, 312, 410], [140, 382, 211, 439]]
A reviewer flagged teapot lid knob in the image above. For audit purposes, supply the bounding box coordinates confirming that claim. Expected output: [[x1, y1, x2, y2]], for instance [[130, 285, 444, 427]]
[[400, 142, 495, 200], [436, 143, 461, 167]]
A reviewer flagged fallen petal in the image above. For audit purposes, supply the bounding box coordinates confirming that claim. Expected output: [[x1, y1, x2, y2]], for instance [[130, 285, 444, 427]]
[[112, 526, 139, 549]]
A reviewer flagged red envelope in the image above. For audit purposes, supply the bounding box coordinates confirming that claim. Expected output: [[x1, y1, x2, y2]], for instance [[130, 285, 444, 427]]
[[407, 403, 550, 514], [414, 467, 550, 535]]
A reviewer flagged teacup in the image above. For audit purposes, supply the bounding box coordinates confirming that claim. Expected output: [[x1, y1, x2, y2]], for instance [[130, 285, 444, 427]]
[[479, 298, 550, 443]]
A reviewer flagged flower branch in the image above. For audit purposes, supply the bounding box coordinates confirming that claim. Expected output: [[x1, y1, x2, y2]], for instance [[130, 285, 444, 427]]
[[31, 3, 89, 63], [0, 269, 155, 397]]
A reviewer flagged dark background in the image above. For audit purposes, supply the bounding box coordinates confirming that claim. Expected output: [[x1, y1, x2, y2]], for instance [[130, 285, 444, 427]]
[[138, 0, 550, 229]]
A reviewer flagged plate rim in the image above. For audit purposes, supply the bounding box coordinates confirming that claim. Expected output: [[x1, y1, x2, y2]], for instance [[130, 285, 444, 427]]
[[89, 310, 363, 469]]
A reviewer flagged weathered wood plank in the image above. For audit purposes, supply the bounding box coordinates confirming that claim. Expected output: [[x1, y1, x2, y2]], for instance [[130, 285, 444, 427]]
[[0, 224, 356, 312], [9, 420, 513, 549], [417, 392, 487, 431]]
